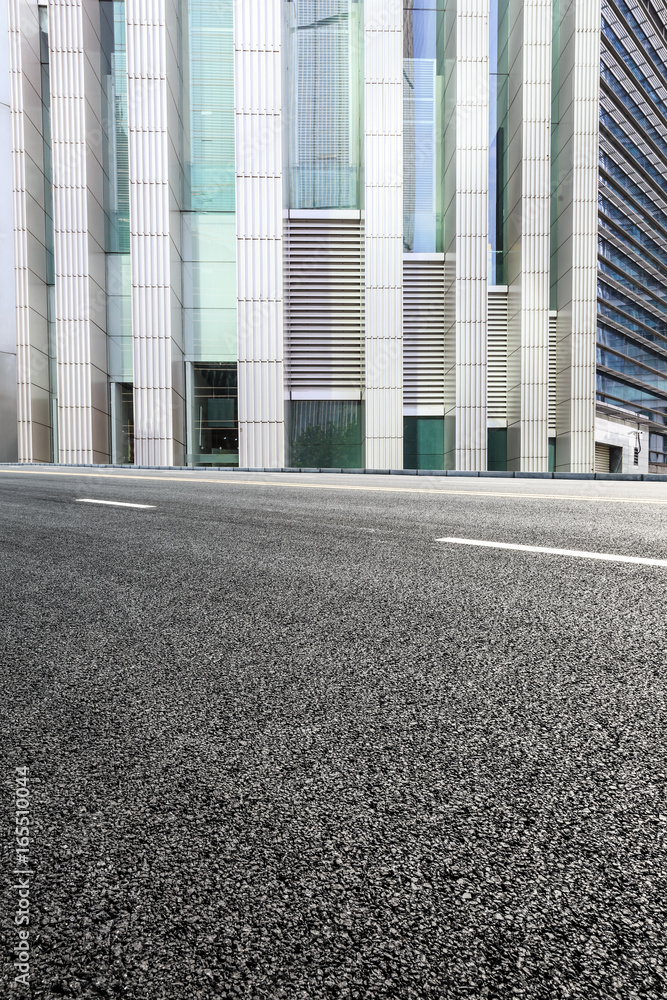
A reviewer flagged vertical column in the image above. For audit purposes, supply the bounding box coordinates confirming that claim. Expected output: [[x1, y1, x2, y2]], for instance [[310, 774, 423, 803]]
[[506, 0, 551, 471], [6, 0, 24, 462], [455, 0, 488, 470], [126, 0, 183, 467], [364, 0, 403, 470], [552, 0, 598, 472], [234, 0, 284, 469], [50, 0, 108, 463]]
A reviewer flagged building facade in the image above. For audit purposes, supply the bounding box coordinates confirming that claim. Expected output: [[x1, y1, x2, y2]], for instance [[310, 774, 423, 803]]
[[0, 0, 665, 472]]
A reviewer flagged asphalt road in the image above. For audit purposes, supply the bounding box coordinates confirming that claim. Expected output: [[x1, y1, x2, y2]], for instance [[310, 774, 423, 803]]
[[1, 467, 667, 1000]]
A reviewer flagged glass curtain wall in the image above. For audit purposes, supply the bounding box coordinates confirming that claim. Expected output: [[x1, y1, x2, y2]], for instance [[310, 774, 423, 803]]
[[182, 0, 238, 467], [284, 0, 363, 210], [39, 6, 57, 461], [101, 1, 133, 463], [403, 0, 446, 254], [488, 0, 508, 284], [597, 0, 667, 466]]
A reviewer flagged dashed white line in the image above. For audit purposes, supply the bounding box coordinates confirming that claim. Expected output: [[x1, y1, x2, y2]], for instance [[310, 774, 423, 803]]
[[436, 537, 667, 568], [75, 499, 155, 509]]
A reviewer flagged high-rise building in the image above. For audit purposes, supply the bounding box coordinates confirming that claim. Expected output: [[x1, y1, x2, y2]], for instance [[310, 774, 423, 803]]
[[1, 0, 664, 473]]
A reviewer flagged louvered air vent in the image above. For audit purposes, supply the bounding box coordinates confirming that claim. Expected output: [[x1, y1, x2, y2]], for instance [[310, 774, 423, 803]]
[[284, 217, 364, 391], [403, 257, 445, 406], [549, 311, 557, 435], [487, 288, 508, 422]]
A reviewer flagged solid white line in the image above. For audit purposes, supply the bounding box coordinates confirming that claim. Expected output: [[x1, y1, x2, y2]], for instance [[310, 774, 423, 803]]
[[436, 537, 667, 567], [75, 499, 155, 509]]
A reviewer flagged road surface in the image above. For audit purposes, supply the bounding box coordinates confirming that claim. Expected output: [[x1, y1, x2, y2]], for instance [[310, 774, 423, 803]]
[[1, 467, 666, 999]]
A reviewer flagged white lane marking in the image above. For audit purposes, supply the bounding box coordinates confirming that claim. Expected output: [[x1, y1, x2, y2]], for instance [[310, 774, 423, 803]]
[[2, 467, 667, 506], [75, 499, 155, 509], [436, 536, 667, 567]]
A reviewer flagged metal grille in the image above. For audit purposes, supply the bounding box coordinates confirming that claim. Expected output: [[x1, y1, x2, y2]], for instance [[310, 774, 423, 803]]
[[403, 258, 445, 406], [487, 288, 508, 421], [284, 217, 364, 390]]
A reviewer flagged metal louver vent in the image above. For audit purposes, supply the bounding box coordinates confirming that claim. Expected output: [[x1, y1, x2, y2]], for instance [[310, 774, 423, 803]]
[[487, 288, 508, 422], [284, 217, 364, 391], [403, 257, 445, 406], [549, 311, 557, 435]]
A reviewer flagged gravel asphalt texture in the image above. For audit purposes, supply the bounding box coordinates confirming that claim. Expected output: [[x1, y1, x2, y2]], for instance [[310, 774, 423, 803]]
[[1, 468, 667, 1000]]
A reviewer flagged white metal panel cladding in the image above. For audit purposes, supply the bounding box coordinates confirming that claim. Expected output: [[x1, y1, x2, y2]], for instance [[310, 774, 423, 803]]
[[403, 257, 445, 408], [8, 0, 30, 461], [455, 0, 489, 471], [364, 0, 403, 469], [234, 0, 285, 468], [506, 0, 551, 472], [553, 0, 599, 472], [487, 286, 508, 423], [285, 217, 364, 392], [49, 0, 94, 463], [126, 0, 176, 467]]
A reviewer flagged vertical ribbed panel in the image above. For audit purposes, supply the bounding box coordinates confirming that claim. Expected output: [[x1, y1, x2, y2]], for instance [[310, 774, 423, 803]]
[[403, 257, 445, 408], [49, 0, 93, 463], [488, 287, 508, 423], [126, 0, 175, 467], [455, 0, 488, 470], [285, 217, 364, 391], [8, 0, 30, 460], [506, 0, 551, 471], [364, 0, 403, 469], [234, 0, 284, 468], [552, 0, 598, 472], [548, 310, 556, 436]]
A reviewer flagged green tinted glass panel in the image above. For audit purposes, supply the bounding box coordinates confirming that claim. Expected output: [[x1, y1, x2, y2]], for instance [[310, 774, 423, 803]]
[[488, 427, 507, 471], [290, 401, 364, 468], [186, 0, 235, 212], [403, 416, 444, 470]]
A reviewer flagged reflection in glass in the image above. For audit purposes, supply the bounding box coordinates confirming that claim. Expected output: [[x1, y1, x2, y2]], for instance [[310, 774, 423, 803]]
[[403, 2, 446, 253], [111, 383, 134, 465], [284, 0, 363, 210], [188, 364, 239, 466], [489, 0, 508, 283], [289, 401, 364, 468], [184, 0, 235, 212]]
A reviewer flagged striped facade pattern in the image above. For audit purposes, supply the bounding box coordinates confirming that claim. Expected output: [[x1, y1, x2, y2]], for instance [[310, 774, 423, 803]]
[[553, 0, 600, 471], [488, 287, 508, 424], [234, 0, 285, 469], [506, 0, 551, 471], [3, 0, 611, 473], [455, 0, 489, 471], [8, 0, 31, 461], [364, 0, 403, 470], [284, 216, 364, 394], [126, 0, 177, 467], [49, 0, 95, 464], [403, 257, 446, 409]]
